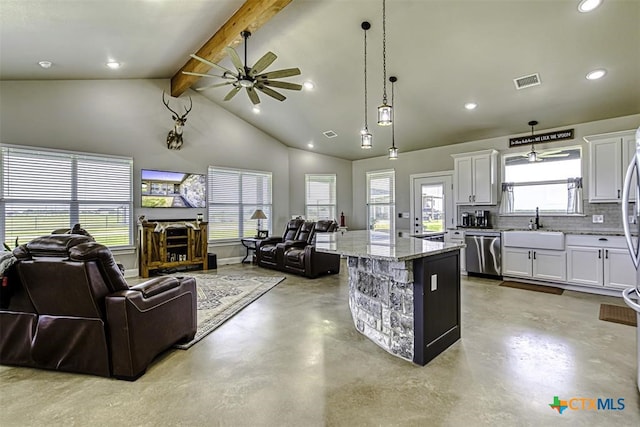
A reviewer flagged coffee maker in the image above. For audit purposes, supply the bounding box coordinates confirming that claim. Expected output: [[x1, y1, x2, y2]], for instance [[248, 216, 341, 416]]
[[475, 210, 490, 228], [461, 212, 474, 227]]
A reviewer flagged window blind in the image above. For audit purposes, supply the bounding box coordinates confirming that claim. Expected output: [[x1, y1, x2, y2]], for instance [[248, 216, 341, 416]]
[[305, 174, 336, 221], [208, 167, 272, 241], [366, 169, 395, 233], [1, 145, 133, 247]]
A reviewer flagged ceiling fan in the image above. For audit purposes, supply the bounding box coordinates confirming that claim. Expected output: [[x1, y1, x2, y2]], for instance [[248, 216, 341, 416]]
[[183, 30, 302, 105], [521, 120, 570, 162]]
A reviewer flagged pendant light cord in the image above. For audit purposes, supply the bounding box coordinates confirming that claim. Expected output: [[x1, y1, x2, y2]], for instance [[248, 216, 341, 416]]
[[364, 28, 369, 130], [382, 0, 388, 105], [391, 79, 395, 148]]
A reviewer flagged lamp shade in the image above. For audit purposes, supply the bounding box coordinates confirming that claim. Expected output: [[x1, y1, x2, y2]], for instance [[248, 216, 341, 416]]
[[250, 209, 267, 220]]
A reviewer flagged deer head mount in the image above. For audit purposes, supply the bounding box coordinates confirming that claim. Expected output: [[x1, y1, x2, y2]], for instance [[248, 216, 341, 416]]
[[162, 91, 192, 150]]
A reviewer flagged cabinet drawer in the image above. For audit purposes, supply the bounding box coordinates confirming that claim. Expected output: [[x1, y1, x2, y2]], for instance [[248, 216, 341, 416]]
[[565, 234, 627, 248]]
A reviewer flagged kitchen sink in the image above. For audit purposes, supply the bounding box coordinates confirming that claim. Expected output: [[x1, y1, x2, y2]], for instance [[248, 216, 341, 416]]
[[502, 231, 565, 250]]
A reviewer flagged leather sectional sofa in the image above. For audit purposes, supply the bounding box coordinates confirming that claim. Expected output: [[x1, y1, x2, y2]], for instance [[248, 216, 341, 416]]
[[0, 234, 196, 380], [256, 219, 340, 278]]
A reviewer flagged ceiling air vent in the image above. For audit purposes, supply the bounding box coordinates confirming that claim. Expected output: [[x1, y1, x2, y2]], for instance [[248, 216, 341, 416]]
[[323, 130, 338, 138], [513, 73, 541, 90]]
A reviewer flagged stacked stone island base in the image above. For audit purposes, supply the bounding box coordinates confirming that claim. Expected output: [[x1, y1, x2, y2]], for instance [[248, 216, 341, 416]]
[[316, 231, 463, 365]]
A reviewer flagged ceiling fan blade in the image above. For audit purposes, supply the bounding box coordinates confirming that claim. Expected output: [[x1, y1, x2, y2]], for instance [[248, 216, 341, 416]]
[[196, 81, 234, 91], [225, 47, 245, 75], [255, 84, 286, 101], [182, 71, 236, 80], [189, 54, 234, 75], [262, 80, 303, 91], [256, 68, 301, 80], [249, 52, 277, 77], [223, 86, 241, 101], [246, 86, 261, 105]]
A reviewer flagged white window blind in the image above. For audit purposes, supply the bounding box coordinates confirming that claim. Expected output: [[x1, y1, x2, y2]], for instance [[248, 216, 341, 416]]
[[1, 145, 133, 247], [366, 169, 395, 234], [305, 174, 336, 221], [208, 167, 272, 241]]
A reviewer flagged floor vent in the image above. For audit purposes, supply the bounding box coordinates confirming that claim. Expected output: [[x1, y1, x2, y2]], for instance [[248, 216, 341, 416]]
[[323, 130, 338, 138], [513, 73, 541, 90]]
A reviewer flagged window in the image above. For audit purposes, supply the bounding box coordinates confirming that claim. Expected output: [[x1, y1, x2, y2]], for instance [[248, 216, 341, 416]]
[[1, 145, 133, 248], [366, 169, 395, 233], [208, 167, 272, 241], [501, 147, 582, 214], [305, 174, 336, 221]]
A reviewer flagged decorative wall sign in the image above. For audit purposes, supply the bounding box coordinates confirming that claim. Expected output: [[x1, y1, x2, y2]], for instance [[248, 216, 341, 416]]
[[509, 128, 574, 147]]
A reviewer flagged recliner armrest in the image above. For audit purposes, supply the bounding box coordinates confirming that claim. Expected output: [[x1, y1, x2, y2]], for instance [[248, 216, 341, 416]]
[[256, 237, 283, 248], [130, 276, 180, 298]]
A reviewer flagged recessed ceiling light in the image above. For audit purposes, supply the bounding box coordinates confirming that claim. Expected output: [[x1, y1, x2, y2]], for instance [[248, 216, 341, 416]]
[[308, 143, 314, 148], [303, 81, 315, 90], [464, 102, 478, 110], [38, 61, 52, 69], [252, 106, 261, 114], [578, 0, 603, 13], [106, 61, 121, 70], [586, 69, 607, 80]]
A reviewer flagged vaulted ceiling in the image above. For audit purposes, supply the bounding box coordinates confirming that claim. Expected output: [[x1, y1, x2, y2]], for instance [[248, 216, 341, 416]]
[[1, 0, 639, 160]]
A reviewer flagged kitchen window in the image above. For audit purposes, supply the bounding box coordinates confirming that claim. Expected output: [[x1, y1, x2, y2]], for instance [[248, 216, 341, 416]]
[[0, 144, 133, 248], [208, 167, 272, 242], [366, 169, 395, 234], [305, 174, 336, 221], [500, 147, 582, 215]]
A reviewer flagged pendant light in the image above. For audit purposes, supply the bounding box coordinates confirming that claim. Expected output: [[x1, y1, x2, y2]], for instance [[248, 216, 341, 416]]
[[360, 21, 373, 149], [388, 76, 398, 159], [377, 0, 392, 126], [528, 120, 539, 162]]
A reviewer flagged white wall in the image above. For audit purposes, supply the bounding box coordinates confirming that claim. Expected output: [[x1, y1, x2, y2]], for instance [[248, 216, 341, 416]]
[[287, 147, 352, 225], [351, 114, 640, 230]]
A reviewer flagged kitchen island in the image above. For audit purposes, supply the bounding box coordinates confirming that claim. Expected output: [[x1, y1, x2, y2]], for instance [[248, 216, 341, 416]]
[[315, 230, 465, 365]]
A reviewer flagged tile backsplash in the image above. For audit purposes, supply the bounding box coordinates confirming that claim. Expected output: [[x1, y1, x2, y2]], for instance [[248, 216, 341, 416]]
[[458, 202, 632, 232]]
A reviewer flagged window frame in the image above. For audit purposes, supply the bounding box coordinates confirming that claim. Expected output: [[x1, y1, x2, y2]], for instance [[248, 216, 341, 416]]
[[305, 173, 337, 221], [500, 145, 583, 216], [366, 169, 395, 234], [207, 166, 272, 243], [1, 144, 134, 248]]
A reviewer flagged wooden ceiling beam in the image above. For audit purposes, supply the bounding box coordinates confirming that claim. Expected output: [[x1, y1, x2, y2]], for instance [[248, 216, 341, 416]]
[[170, 0, 294, 97]]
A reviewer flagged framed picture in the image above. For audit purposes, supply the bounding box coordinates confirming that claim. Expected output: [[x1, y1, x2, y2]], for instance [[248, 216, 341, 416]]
[[257, 230, 269, 239]]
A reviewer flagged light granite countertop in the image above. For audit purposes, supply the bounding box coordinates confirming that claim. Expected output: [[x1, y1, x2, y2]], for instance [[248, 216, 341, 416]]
[[314, 230, 464, 262], [454, 227, 630, 236]]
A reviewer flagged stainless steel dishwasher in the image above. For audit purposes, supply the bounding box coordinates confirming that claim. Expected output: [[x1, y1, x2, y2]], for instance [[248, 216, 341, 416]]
[[465, 230, 502, 278]]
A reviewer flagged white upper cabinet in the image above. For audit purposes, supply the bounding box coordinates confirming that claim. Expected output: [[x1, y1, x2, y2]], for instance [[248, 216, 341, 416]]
[[585, 130, 636, 203], [452, 149, 498, 205]]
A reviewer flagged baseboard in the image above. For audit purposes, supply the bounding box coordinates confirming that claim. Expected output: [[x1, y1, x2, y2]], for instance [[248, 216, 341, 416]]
[[218, 256, 244, 265], [124, 268, 139, 278]]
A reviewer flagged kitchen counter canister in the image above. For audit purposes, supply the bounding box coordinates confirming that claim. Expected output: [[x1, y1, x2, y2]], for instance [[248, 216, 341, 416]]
[[315, 230, 465, 365]]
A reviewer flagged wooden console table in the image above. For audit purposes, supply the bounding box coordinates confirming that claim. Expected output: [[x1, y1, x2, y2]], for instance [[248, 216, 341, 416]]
[[138, 220, 208, 277]]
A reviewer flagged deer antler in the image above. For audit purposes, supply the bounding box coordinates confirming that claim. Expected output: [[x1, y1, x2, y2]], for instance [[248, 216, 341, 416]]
[[162, 91, 180, 117], [183, 97, 193, 116]]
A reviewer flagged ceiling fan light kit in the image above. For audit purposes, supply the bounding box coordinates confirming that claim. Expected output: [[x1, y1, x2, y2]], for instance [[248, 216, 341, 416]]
[[377, 0, 393, 127], [187, 30, 302, 105], [361, 21, 373, 149]]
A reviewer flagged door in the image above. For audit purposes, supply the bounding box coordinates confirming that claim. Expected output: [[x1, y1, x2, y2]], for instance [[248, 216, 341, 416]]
[[532, 250, 566, 282], [502, 247, 532, 277], [411, 174, 453, 234], [567, 246, 602, 286], [472, 154, 492, 204], [605, 248, 637, 289], [590, 138, 622, 202], [453, 157, 473, 204]]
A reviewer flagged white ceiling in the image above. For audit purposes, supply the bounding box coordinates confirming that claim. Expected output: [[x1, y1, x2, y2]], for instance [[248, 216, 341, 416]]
[[1, 0, 639, 161]]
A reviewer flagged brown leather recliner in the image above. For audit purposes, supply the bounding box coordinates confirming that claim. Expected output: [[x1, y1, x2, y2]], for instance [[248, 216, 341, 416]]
[[282, 220, 340, 278], [0, 234, 196, 380], [256, 218, 305, 269]]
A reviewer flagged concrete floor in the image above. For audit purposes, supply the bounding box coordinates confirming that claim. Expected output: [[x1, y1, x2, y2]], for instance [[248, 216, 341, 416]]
[[1, 261, 639, 426]]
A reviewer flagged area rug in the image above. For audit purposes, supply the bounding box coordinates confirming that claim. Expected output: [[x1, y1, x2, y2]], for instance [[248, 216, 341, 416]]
[[499, 281, 564, 295], [172, 272, 285, 349], [599, 304, 637, 327]]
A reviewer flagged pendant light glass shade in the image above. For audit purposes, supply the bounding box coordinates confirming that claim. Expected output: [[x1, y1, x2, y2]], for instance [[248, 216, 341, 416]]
[[360, 21, 373, 149], [388, 146, 398, 159], [388, 76, 398, 159], [378, 0, 393, 127]]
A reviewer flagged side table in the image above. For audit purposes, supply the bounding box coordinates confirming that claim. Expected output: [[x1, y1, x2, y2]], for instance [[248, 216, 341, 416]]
[[240, 237, 264, 264]]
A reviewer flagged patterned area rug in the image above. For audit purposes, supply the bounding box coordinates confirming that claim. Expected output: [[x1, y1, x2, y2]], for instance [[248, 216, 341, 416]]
[[171, 272, 285, 349]]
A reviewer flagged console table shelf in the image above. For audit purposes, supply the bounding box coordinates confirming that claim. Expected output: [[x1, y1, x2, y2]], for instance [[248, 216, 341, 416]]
[[138, 220, 208, 277]]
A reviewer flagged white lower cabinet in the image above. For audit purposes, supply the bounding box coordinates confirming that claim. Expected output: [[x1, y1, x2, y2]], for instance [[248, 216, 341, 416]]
[[502, 247, 566, 282], [566, 235, 636, 290]]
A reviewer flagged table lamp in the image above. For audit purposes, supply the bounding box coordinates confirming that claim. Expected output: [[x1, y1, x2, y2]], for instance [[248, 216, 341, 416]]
[[250, 209, 267, 237]]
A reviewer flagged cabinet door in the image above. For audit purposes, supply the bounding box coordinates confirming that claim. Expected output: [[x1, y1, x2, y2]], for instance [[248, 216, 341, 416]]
[[532, 250, 566, 282], [623, 133, 637, 202], [604, 248, 636, 289], [589, 138, 622, 202], [454, 157, 473, 204], [566, 246, 602, 286], [472, 154, 493, 204], [502, 247, 532, 277]]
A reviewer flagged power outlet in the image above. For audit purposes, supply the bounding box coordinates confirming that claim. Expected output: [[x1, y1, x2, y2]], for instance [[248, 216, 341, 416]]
[[629, 215, 638, 225], [592, 214, 604, 223]]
